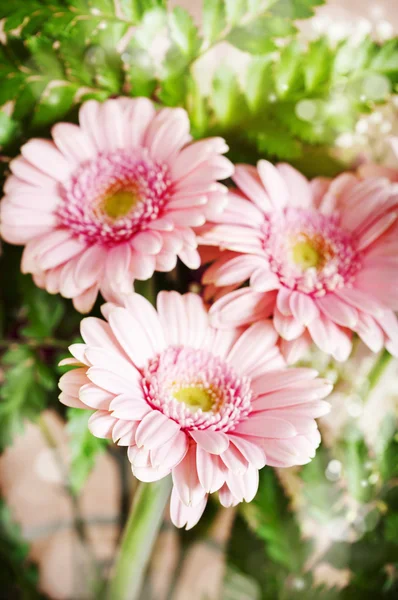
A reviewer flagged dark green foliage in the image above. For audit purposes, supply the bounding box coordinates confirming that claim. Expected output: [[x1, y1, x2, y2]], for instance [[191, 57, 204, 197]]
[[67, 408, 109, 494], [0, 501, 45, 599]]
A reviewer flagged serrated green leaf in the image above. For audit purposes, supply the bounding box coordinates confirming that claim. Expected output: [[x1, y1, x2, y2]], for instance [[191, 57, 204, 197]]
[[333, 38, 375, 77], [241, 469, 311, 572], [304, 37, 333, 92], [212, 67, 249, 127], [67, 408, 108, 495], [31, 82, 77, 127], [270, 0, 325, 19], [0, 346, 49, 451], [168, 7, 201, 59], [227, 16, 294, 54], [186, 75, 209, 137], [202, 0, 226, 45], [274, 39, 304, 97], [0, 111, 18, 146], [245, 57, 275, 111], [0, 500, 42, 598], [225, 0, 247, 25], [256, 126, 302, 160], [20, 277, 65, 339]]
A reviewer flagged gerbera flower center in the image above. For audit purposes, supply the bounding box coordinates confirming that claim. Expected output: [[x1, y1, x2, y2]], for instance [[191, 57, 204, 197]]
[[57, 149, 172, 247], [101, 190, 139, 220], [173, 387, 214, 412], [142, 346, 252, 431], [263, 208, 361, 296]]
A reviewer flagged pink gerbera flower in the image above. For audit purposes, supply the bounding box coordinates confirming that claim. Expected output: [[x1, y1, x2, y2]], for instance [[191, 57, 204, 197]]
[[1, 98, 233, 312], [200, 160, 398, 362], [59, 292, 331, 529]]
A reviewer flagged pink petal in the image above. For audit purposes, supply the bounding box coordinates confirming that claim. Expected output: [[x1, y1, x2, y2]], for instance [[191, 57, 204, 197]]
[[276, 163, 312, 208], [190, 430, 229, 454], [170, 486, 207, 530], [274, 309, 305, 341], [132, 230, 163, 254], [233, 415, 297, 438], [227, 320, 280, 375], [220, 443, 248, 474], [250, 268, 280, 292], [276, 287, 293, 316], [74, 245, 106, 289], [151, 430, 188, 470], [172, 445, 206, 507], [289, 291, 319, 326], [334, 287, 384, 318], [171, 137, 228, 180], [123, 293, 166, 354], [52, 123, 96, 163], [81, 317, 125, 358], [108, 307, 157, 370], [109, 394, 151, 420], [79, 100, 107, 149], [59, 392, 86, 409], [317, 294, 358, 328], [196, 447, 226, 493], [88, 411, 117, 438], [87, 367, 136, 395], [132, 464, 171, 482], [218, 484, 240, 508], [355, 313, 385, 353], [229, 435, 266, 469], [251, 367, 319, 396], [210, 288, 275, 328], [10, 157, 56, 188], [79, 383, 114, 410], [73, 285, 99, 314], [157, 290, 192, 347], [21, 139, 72, 180], [135, 411, 180, 450], [257, 160, 289, 209], [233, 164, 272, 212]]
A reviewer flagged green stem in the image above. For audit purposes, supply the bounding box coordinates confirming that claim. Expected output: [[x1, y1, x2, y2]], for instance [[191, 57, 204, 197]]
[[107, 477, 172, 600], [366, 350, 393, 399]]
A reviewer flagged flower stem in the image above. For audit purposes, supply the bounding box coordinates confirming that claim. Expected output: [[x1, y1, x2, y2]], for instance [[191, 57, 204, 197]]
[[107, 477, 172, 600], [366, 350, 393, 399]]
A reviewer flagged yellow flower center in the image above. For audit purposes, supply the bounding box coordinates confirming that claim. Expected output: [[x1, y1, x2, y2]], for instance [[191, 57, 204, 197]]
[[173, 386, 214, 412], [292, 240, 322, 270], [102, 190, 138, 220]]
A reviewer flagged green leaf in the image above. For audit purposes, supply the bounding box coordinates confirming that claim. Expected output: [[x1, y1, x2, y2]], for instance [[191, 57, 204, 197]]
[[274, 39, 304, 97], [20, 276, 65, 339], [0, 500, 42, 598], [338, 428, 375, 504], [67, 408, 108, 495], [202, 0, 226, 45], [0, 111, 18, 146], [186, 75, 209, 137], [245, 57, 275, 111], [375, 415, 398, 481], [0, 346, 53, 451], [31, 82, 78, 127], [227, 16, 295, 54], [168, 7, 201, 59], [241, 469, 311, 572], [225, 0, 248, 25], [304, 37, 333, 92], [270, 0, 325, 19], [212, 67, 249, 127], [333, 38, 375, 76]]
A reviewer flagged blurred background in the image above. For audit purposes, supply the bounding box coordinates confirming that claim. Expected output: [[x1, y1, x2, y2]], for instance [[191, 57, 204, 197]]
[[0, 1, 397, 599]]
